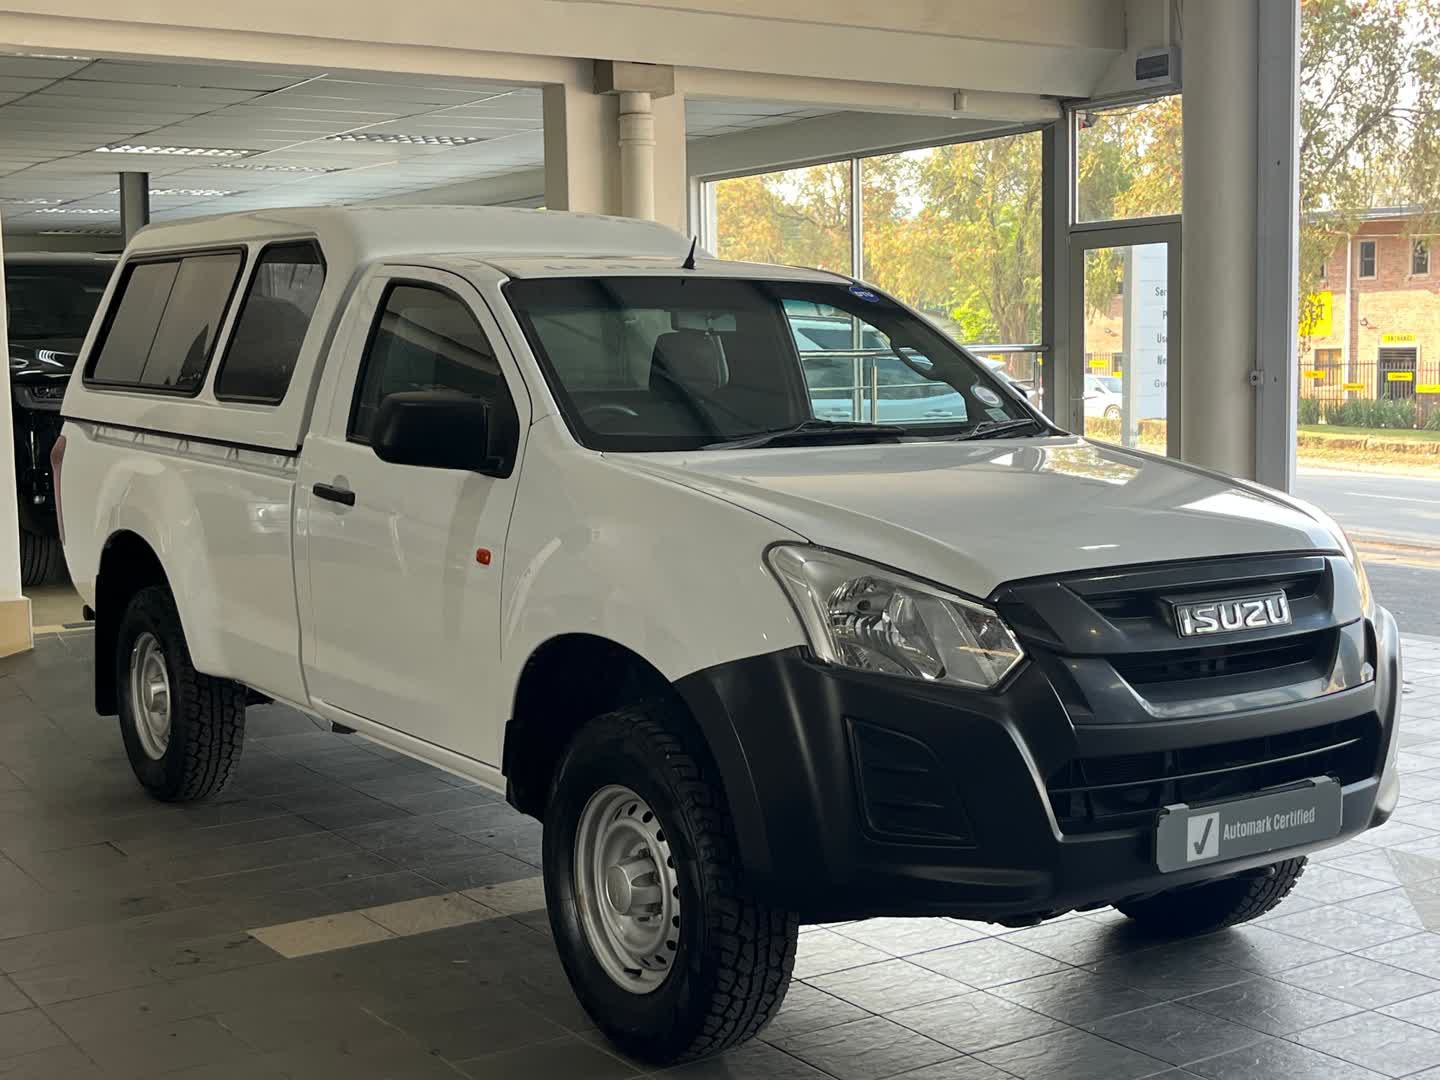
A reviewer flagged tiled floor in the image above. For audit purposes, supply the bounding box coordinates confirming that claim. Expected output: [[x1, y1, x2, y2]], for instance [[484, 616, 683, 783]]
[[1, 631, 1439, 1079]]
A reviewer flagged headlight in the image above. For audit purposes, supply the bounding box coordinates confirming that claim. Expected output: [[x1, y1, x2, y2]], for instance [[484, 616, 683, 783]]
[[766, 545, 1024, 689]]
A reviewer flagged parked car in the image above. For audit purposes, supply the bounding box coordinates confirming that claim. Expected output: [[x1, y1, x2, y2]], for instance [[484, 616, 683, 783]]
[[6, 253, 116, 584], [1085, 372, 1123, 419], [56, 207, 1400, 1067]]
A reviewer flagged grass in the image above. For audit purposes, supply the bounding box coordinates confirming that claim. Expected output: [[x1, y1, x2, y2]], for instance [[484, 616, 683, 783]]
[[1299, 424, 1440, 443]]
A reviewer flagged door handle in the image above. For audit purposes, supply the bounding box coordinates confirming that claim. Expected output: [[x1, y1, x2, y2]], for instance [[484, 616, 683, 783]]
[[312, 482, 356, 507]]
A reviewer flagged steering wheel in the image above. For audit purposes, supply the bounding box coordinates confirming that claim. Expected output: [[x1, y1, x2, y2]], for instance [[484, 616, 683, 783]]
[[581, 403, 641, 422]]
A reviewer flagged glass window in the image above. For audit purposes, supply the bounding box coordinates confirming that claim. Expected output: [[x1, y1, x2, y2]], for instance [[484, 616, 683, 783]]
[[710, 162, 851, 275], [350, 283, 515, 444], [4, 261, 112, 342], [1359, 240, 1377, 278], [860, 131, 1042, 347], [1076, 96, 1183, 223], [507, 276, 1037, 453], [88, 252, 242, 392], [1413, 239, 1430, 276], [216, 241, 326, 403]]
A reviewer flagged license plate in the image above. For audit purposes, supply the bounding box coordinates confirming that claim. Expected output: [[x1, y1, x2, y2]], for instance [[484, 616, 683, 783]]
[[1155, 777, 1342, 873]]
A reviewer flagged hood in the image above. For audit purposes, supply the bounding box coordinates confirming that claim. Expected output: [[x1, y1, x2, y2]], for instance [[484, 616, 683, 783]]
[[8, 339, 83, 381], [609, 436, 1342, 598]]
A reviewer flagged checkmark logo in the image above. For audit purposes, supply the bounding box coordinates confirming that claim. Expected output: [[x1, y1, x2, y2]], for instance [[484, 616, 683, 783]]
[[1187, 813, 1220, 861]]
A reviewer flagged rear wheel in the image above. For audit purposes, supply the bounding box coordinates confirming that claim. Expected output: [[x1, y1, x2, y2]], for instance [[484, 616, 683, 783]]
[[19, 527, 65, 586], [543, 701, 798, 1065], [116, 585, 246, 802], [1116, 858, 1307, 935], [1103, 404, 1122, 421]]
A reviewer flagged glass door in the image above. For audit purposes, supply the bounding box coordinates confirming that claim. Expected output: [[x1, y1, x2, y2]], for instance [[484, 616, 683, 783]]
[[1068, 223, 1181, 456]]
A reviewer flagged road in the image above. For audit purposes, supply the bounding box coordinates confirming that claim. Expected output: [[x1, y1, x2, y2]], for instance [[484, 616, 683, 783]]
[[1296, 469, 1440, 638]]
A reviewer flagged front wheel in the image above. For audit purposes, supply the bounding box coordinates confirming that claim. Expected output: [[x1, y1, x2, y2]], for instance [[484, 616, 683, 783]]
[[543, 702, 798, 1065], [1103, 404, 1122, 421], [1116, 857, 1307, 935], [116, 585, 246, 802]]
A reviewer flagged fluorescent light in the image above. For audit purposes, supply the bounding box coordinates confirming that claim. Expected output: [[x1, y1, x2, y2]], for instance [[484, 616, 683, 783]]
[[325, 132, 485, 146], [150, 189, 236, 197], [0, 197, 64, 205], [36, 227, 119, 236], [35, 207, 114, 215], [96, 144, 250, 157], [213, 163, 337, 173]]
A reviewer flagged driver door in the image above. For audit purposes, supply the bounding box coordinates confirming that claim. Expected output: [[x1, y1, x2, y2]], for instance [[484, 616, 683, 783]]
[[300, 266, 529, 766]]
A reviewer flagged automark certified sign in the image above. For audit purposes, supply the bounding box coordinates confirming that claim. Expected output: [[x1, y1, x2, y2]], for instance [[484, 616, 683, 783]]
[[1155, 778, 1342, 872], [1172, 591, 1292, 637]]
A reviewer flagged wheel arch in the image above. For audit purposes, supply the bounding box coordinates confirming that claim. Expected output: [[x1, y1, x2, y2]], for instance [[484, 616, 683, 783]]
[[502, 632, 772, 879], [93, 530, 172, 715]]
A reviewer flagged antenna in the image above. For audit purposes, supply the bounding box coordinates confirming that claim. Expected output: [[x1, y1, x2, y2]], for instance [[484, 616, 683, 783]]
[[681, 236, 698, 271]]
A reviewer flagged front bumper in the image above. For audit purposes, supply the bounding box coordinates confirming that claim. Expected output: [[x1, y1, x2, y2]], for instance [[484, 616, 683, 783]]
[[676, 599, 1401, 923]]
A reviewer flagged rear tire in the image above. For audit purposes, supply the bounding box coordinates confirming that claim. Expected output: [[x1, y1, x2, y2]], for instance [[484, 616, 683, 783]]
[[1103, 404, 1122, 421], [116, 586, 246, 802], [1116, 858, 1307, 935], [19, 527, 66, 586], [543, 701, 798, 1065]]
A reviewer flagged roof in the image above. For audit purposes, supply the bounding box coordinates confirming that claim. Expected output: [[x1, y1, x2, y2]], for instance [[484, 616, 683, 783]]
[[125, 204, 695, 264], [475, 254, 849, 283]]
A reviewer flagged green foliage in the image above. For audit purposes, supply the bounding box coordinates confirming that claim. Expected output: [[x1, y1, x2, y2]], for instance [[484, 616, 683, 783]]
[[1426, 409, 1440, 432], [1299, 397, 1322, 425], [1323, 397, 1418, 429]]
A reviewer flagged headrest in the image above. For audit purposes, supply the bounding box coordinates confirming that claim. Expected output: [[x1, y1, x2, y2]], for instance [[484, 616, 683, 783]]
[[650, 330, 729, 392]]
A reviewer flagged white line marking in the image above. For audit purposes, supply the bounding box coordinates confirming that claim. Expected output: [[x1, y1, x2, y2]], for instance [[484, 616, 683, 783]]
[[1342, 491, 1433, 504]]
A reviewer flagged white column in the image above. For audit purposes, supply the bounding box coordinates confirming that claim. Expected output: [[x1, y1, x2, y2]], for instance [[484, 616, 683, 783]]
[[618, 91, 655, 221], [0, 218, 33, 657], [1180, 0, 1260, 478], [542, 80, 619, 216], [651, 91, 689, 234]]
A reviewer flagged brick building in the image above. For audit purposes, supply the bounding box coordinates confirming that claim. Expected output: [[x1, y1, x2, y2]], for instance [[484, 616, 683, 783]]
[[1301, 207, 1440, 415]]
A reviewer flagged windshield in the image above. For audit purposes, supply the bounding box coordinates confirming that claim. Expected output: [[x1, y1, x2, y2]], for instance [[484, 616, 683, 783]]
[[5, 263, 113, 341], [505, 276, 1038, 451]]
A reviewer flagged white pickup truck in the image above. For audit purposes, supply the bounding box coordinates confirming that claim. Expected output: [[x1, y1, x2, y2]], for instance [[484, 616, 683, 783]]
[[56, 206, 1401, 1065]]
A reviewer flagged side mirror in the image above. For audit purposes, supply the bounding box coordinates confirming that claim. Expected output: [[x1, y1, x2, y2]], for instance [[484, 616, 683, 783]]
[[372, 390, 516, 476]]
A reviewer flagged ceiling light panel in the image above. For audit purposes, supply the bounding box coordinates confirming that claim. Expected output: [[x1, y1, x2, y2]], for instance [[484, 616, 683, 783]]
[[96, 144, 251, 156], [324, 132, 486, 146]]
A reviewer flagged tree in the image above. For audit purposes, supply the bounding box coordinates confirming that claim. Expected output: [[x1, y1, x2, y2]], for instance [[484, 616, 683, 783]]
[[1299, 0, 1440, 328]]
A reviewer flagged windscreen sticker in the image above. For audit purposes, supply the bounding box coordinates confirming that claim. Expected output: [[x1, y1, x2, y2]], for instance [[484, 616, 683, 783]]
[[848, 286, 880, 302], [986, 407, 1009, 422], [972, 384, 1002, 407]]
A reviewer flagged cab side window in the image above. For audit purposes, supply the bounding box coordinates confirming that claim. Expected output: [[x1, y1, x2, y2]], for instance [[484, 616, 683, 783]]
[[215, 241, 325, 404], [349, 283, 517, 445]]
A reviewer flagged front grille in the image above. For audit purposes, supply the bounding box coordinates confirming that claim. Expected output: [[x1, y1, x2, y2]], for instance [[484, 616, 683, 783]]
[[849, 720, 972, 843], [1112, 629, 1336, 688], [1047, 715, 1377, 834], [1087, 570, 1326, 627]]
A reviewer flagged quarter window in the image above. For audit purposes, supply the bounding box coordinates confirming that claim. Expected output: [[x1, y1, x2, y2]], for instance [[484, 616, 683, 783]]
[[215, 241, 326, 403], [1358, 239, 1377, 279], [349, 283, 516, 445], [1413, 239, 1430, 276], [87, 251, 242, 393]]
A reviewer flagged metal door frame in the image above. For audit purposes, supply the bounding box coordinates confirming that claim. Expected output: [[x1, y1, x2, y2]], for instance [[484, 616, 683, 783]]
[[1066, 218, 1182, 457]]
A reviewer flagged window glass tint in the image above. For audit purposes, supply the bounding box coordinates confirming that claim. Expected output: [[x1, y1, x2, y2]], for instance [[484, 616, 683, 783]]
[[350, 284, 514, 443], [88, 252, 242, 392], [216, 242, 325, 403], [4, 262, 112, 341], [88, 261, 180, 385]]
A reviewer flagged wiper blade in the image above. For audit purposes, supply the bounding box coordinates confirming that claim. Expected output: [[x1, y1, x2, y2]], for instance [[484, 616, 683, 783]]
[[702, 419, 903, 451], [948, 417, 1048, 441]]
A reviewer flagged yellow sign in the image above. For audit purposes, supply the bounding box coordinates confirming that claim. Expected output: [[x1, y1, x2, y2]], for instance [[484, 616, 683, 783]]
[[1382, 332, 1417, 344], [1386, 370, 1415, 382], [1418, 384, 1440, 394], [1302, 370, 1327, 380], [1343, 382, 1367, 391], [1088, 358, 1109, 370], [1300, 291, 1333, 339], [1112, 368, 1123, 377]]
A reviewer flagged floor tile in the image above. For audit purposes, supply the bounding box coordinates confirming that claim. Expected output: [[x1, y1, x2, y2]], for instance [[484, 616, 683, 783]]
[[457, 1034, 642, 1079], [0, 1044, 105, 1079], [987, 967, 1160, 1025], [910, 937, 1069, 989], [1082, 1001, 1263, 1067], [1180, 975, 1360, 1036], [833, 918, 988, 958], [77, 1016, 255, 1079], [1186, 1035, 1388, 1080], [1196, 924, 1343, 974], [976, 1026, 1170, 1080], [1278, 953, 1440, 1007], [462, 875, 546, 914], [772, 1016, 957, 1080], [809, 959, 972, 1014], [1268, 903, 1420, 950], [792, 930, 894, 980], [760, 982, 870, 1042], [1085, 950, 1251, 1000], [887, 992, 1064, 1054], [1292, 1011, 1440, 1077], [362, 892, 498, 935], [248, 911, 395, 958], [662, 1040, 834, 1078], [0, 1009, 67, 1060]]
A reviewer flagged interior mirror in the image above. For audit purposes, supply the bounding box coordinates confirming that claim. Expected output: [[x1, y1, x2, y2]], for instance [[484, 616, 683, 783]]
[[372, 390, 513, 475]]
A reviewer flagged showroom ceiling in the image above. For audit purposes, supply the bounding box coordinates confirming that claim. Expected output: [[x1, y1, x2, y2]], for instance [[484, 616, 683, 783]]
[[0, 55, 831, 235]]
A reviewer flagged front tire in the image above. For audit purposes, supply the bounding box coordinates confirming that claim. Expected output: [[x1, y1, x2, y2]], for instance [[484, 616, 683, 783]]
[[1116, 858, 1307, 935], [1103, 404, 1122, 421], [116, 586, 246, 802], [543, 701, 798, 1065]]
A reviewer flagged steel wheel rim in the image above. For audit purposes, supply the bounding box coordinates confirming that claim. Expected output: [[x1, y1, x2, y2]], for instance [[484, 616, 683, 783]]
[[573, 784, 681, 994], [129, 632, 171, 761]]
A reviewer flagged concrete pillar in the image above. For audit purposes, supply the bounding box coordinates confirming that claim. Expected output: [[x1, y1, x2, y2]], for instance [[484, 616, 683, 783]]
[[119, 171, 150, 242], [0, 219, 33, 657], [651, 90, 688, 234], [618, 91, 655, 221], [1180, 0, 1259, 478], [542, 81, 619, 215]]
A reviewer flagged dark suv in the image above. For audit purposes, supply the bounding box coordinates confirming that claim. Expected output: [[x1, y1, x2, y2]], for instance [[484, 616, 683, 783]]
[[7, 253, 115, 584]]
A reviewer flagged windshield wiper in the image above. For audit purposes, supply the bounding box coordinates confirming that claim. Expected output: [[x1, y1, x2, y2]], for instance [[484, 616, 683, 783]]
[[947, 417, 1049, 441], [702, 419, 904, 451]]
